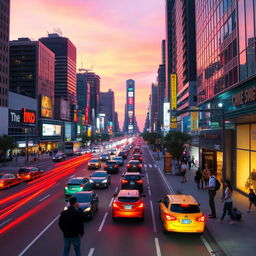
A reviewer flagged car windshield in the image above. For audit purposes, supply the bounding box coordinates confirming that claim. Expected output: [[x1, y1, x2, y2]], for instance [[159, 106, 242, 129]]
[[0, 174, 6, 178], [101, 154, 109, 157], [68, 179, 82, 184], [118, 196, 139, 202], [124, 175, 140, 180], [107, 161, 117, 165], [130, 161, 139, 165], [90, 159, 99, 163], [18, 168, 30, 173], [55, 154, 63, 156], [170, 204, 200, 213], [92, 172, 107, 177], [74, 193, 92, 202], [114, 157, 122, 160]]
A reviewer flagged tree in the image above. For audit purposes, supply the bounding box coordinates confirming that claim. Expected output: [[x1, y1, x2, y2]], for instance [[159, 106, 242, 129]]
[[0, 135, 17, 165], [163, 131, 191, 161], [142, 132, 162, 150]]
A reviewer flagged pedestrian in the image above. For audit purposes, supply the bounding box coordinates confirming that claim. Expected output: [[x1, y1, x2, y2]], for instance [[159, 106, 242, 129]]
[[248, 188, 256, 213], [59, 197, 84, 256], [180, 161, 187, 183], [205, 169, 217, 218], [217, 180, 236, 224], [191, 155, 195, 167], [203, 164, 210, 186], [195, 168, 203, 189], [188, 156, 192, 170]]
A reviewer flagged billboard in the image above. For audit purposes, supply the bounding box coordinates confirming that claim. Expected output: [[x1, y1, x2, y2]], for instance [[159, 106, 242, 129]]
[[60, 99, 70, 120], [42, 123, 62, 136], [191, 107, 199, 132], [41, 96, 53, 118], [163, 103, 170, 131], [170, 74, 177, 129]]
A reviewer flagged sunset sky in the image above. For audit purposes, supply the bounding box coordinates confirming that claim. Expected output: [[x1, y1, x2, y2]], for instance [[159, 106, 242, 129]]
[[10, 0, 165, 131]]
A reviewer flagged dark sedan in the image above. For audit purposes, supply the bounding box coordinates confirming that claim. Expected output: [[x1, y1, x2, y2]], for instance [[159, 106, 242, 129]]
[[118, 150, 128, 159], [52, 153, 66, 162], [104, 160, 119, 174], [127, 160, 142, 172], [121, 172, 144, 192], [113, 156, 124, 166], [64, 191, 99, 219], [89, 171, 111, 188], [100, 153, 110, 162], [132, 154, 143, 163], [0, 173, 22, 189]]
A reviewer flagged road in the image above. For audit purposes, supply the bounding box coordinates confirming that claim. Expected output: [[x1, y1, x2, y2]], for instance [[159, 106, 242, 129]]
[[0, 144, 211, 256]]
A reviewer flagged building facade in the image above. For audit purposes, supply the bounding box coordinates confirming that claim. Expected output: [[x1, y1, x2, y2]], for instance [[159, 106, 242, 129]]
[[195, 0, 256, 194], [150, 83, 159, 132], [0, 0, 10, 135]]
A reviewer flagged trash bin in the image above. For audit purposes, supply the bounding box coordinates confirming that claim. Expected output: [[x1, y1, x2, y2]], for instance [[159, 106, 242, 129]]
[[164, 152, 172, 174]]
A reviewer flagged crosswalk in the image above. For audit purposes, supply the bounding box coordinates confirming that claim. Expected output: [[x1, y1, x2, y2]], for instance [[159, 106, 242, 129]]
[[143, 164, 158, 168]]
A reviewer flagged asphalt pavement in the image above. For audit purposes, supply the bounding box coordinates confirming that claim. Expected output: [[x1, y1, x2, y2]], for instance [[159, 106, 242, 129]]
[[0, 144, 213, 256]]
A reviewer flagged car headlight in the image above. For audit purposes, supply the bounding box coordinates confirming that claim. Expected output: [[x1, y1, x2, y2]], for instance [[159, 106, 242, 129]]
[[89, 179, 94, 183], [64, 206, 68, 210], [84, 207, 91, 212], [102, 179, 108, 183]]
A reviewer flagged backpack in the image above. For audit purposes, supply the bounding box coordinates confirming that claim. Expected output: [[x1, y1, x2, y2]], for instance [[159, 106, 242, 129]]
[[232, 207, 242, 221], [214, 177, 221, 191]]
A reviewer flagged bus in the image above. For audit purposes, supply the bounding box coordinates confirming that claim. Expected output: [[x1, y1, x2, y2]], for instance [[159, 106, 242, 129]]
[[64, 141, 80, 156]]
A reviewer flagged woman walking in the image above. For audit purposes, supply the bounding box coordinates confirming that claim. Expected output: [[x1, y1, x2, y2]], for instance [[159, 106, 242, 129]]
[[195, 168, 203, 189], [180, 161, 187, 183], [218, 180, 236, 224]]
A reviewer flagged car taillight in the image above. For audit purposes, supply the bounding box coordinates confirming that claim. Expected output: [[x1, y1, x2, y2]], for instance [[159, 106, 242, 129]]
[[165, 213, 177, 221], [139, 164, 142, 168], [138, 203, 144, 208], [139, 157, 142, 160], [195, 215, 206, 222], [136, 180, 143, 184], [80, 184, 84, 188], [104, 165, 107, 168], [122, 180, 129, 184], [127, 164, 131, 168], [114, 165, 118, 168], [132, 157, 135, 160], [112, 202, 120, 208]]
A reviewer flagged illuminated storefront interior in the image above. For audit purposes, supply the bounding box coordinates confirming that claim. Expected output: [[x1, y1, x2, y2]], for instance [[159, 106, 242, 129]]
[[236, 124, 256, 193]]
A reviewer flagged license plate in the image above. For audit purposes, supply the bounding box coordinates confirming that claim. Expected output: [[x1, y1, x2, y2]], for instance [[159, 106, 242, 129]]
[[109, 167, 113, 168], [96, 184, 99, 186], [71, 188, 77, 190], [132, 165, 136, 168], [181, 219, 191, 224], [130, 181, 135, 185], [124, 205, 132, 210]]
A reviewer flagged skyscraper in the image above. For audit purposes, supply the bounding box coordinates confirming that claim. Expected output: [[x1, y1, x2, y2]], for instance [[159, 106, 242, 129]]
[[39, 33, 77, 105], [124, 79, 135, 134], [150, 83, 159, 132], [0, 0, 10, 135]]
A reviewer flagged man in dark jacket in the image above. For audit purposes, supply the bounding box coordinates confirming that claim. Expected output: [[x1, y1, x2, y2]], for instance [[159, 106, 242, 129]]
[[59, 197, 84, 256]]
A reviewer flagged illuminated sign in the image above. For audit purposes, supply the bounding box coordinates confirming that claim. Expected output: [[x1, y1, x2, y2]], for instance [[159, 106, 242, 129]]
[[42, 123, 62, 136], [73, 109, 78, 123], [128, 92, 134, 97], [128, 111, 133, 118], [232, 85, 256, 106], [128, 98, 134, 105], [190, 107, 199, 132], [22, 108, 36, 125], [170, 74, 177, 129], [41, 96, 53, 118], [85, 107, 89, 125], [128, 87, 134, 91], [77, 125, 81, 135], [60, 99, 70, 120], [163, 103, 170, 131]]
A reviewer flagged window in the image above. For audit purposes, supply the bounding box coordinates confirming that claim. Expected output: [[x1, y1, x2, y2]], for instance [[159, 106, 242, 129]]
[[239, 51, 247, 80], [245, 0, 255, 46], [170, 204, 201, 213], [238, 0, 246, 52], [247, 44, 256, 77]]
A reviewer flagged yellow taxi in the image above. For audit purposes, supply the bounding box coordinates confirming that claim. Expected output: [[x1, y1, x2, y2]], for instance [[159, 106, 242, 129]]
[[158, 194, 205, 233]]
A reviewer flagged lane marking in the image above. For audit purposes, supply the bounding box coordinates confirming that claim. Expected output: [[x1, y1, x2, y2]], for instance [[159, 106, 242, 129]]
[[115, 187, 118, 193], [146, 173, 149, 179], [150, 200, 157, 233], [0, 218, 12, 227], [157, 167, 175, 194], [88, 248, 95, 256], [144, 164, 147, 168], [148, 189, 152, 196], [200, 235, 215, 256], [109, 197, 114, 207], [155, 237, 161, 256], [149, 164, 152, 168], [38, 194, 50, 202], [154, 164, 157, 168], [18, 215, 59, 256], [98, 212, 108, 232]]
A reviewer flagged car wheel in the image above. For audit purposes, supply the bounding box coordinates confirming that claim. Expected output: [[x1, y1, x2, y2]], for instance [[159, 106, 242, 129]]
[[112, 217, 117, 221], [139, 217, 144, 222], [163, 228, 169, 235], [89, 211, 94, 219]]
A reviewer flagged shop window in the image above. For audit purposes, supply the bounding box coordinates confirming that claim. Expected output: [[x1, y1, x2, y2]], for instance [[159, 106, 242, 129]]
[[237, 124, 249, 149], [251, 124, 256, 150], [236, 149, 249, 192], [248, 152, 256, 191]]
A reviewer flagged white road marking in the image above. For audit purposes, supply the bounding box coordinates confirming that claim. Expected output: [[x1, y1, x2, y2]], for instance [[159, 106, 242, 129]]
[[146, 173, 149, 179], [0, 218, 12, 227], [157, 167, 175, 194], [53, 183, 60, 187], [109, 197, 114, 207], [115, 187, 118, 193], [200, 235, 215, 255], [155, 237, 161, 256], [148, 189, 152, 196], [18, 215, 59, 256], [38, 194, 50, 202], [69, 175, 75, 178], [149, 164, 152, 168], [150, 200, 157, 232], [144, 164, 147, 168], [98, 212, 108, 232], [88, 248, 95, 256], [154, 164, 157, 168]]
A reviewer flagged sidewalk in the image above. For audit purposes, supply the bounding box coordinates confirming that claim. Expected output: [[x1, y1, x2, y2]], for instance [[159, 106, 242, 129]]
[[151, 150, 256, 256], [0, 154, 52, 171]]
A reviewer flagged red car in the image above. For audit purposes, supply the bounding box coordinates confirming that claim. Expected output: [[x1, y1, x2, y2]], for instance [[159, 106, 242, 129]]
[[133, 147, 141, 154], [17, 167, 44, 181], [112, 189, 145, 220], [0, 173, 22, 189]]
